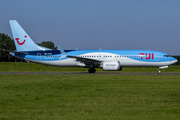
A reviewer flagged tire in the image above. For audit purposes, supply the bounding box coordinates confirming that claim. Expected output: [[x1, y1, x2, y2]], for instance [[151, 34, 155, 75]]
[[88, 68, 96, 73]]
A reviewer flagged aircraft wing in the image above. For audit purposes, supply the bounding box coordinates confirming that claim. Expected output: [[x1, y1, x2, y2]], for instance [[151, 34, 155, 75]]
[[57, 45, 102, 65], [67, 55, 102, 65]]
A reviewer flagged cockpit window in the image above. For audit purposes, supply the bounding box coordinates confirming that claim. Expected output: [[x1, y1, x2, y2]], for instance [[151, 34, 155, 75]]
[[164, 55, 171, 57]]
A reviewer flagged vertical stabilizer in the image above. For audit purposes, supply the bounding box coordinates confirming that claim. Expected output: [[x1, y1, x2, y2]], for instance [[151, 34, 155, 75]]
[[9, 20, 51, 51]]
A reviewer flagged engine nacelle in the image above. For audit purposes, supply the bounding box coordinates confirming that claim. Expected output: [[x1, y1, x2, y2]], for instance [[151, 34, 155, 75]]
[[101, 61, 122, 71]]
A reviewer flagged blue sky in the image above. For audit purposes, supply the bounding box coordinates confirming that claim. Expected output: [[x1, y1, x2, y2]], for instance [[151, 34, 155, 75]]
[[0, 0, 180, 54]]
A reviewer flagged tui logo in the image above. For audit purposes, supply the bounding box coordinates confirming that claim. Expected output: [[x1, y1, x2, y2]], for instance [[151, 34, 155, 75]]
[[139, 53, 154, 59], [15, 35, 27, 45]]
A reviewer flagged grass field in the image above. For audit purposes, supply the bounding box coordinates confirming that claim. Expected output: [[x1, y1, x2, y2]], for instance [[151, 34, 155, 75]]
[[0, 62, 180, 73], [0, 74, 180, 120]]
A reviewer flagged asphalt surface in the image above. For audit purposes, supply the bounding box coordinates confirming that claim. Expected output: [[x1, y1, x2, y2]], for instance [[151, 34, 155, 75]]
[[0, 72, 180, 75]]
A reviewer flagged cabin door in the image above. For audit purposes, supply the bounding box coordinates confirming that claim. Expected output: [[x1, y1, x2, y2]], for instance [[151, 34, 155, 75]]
[[155, 53, 159, 61], [37, 53, 41, 61]]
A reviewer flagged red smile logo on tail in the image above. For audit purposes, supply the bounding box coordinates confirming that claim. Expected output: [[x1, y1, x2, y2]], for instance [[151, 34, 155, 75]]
[[15, 35, 27, 45]]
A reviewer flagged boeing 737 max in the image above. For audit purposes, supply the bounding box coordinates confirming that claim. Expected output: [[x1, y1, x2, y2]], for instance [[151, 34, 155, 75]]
[[5, 20, 177, 73]]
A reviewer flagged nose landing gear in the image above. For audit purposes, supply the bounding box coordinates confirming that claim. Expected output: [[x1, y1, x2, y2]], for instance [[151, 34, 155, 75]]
[[158, 69, 161, 74]]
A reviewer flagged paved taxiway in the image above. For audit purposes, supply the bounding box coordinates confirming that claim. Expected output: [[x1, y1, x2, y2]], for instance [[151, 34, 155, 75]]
[[0, 72, 180, 75]]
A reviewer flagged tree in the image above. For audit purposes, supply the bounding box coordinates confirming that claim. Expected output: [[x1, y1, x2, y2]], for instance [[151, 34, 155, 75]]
[[0, 33, 16, 61], [37, 41, 57, 50]]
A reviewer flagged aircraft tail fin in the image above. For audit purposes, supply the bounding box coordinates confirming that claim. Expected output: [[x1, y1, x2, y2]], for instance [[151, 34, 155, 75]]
[[9, 20, 51, 51]]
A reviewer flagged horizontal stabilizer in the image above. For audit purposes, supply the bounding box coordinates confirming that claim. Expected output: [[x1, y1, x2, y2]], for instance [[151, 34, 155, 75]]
[[3, 49, 29, 54]]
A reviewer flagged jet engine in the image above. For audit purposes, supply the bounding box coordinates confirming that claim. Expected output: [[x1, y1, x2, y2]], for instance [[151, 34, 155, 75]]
[[101, 61, 122, 71]]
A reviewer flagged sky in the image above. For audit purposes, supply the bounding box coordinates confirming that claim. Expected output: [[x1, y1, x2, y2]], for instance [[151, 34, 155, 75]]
[[0, 0, 180, 55]]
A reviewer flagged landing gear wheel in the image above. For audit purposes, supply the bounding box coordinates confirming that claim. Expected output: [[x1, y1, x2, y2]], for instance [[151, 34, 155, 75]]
[[158, 69, 161, 74], [88, 68, 96, 73]]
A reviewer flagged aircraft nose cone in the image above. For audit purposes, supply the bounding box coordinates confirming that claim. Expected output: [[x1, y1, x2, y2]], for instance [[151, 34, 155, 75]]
[[175, 59, 178, 63], [171, 58, 178, 64]]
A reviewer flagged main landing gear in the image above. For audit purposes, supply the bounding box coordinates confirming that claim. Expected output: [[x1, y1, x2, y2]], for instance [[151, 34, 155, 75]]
[[88, 68, 96, 73]]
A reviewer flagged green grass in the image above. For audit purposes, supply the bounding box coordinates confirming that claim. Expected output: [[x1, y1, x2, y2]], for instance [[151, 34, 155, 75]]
[[0, 74, 180, 119], [0, 62, 180, 73]]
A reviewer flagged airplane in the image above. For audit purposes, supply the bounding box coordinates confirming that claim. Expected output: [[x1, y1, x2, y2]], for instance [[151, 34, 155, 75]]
[[5, 20, 177, 73]]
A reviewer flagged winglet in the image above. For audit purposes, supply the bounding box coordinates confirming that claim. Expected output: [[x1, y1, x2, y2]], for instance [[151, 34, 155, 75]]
[[58, 45, 66, 55]]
